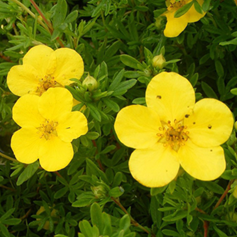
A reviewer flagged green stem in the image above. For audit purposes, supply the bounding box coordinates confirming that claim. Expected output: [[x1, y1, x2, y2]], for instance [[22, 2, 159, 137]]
[[111, 197, 155, 236], [0, 151, 17, 162], [9, 0, 50, 32]]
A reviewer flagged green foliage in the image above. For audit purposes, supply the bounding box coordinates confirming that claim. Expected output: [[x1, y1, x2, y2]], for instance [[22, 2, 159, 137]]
[[0, 0, 237, 237]]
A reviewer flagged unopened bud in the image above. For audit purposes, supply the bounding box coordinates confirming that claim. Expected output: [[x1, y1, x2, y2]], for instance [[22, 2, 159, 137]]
[[82, 75, 98, 92], [152, 54, 166, 69], [91, 185, 106, 199]]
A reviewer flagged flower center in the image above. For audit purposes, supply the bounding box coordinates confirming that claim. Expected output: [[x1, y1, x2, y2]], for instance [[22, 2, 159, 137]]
[[167, 0, 187, 10], [157, 120, 189, 151], [37, 119, 58, 140], [36, 75, 62, 96]]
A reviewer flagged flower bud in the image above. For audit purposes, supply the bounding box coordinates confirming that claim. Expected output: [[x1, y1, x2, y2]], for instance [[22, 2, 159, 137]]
[[152, 54, 166, 69], [91, 185, 107, 199], [234, 121, 237, 131], [82, 75, 98, 92]]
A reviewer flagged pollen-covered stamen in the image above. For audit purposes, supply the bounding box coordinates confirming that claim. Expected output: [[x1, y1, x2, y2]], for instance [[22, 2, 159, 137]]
[[37, 119, 58, 140], [157, 119, 189, 151], [36, 75, 62, 95], [168, 0, 187, 10]]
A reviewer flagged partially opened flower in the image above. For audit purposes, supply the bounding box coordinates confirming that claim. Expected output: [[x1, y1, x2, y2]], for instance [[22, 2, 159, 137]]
[[11, 87, 88, 171], [7, 45, 84, 96], [163, 0, 206, 37], [114, 72, 233, 187]]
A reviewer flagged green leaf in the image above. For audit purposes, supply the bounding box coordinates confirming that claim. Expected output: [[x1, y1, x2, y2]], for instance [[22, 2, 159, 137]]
[[197, 181, 224, 194], [150, 186, 167, 196], [230, 88, 237, 95], [53, 0, 68, 28], [64, 10, 78, 23], [162, 210, 187, 221], [108, 70, 125, 91], [109, 187, 124, 198], [87, 103, 101, 122], [132, 97, 146, 105], [215, 60, 224, 78], [119, 214, 130, 232], [202, 0, 211, 12], [79, 220, 95, 237], [213, 225, 228, 237], [102, 213, 112, 236], [54, 186, 69, 199], [189, 73, 199, 87], [1, 218, 21, 225], [0, 223, 10, 237], [201, 81, 218, 99], [194, 0, 203, 14], [0, 208, 15, 221], [220, 38, 237, 46], [112, 172, 123, 187], [91, 203, 104, 234], [101, 145, 116, 154], [86, 132, 100, 140], [103, 98, 120, 112], [112, 79, 137, 96], [162, 229, 179, 236], [174, 1, 193, 18], [17, 161, 39, 186], [72, 192, 95, 207], [86, 158, 108, 183], [120, 55, 144, 70]]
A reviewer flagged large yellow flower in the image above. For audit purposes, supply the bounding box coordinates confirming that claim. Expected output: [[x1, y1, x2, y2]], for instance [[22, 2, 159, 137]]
[[11, 87, 88, 171], [114, 72, 233, 187], [7, 45, 84, 96], [163, 0, 206, 38]]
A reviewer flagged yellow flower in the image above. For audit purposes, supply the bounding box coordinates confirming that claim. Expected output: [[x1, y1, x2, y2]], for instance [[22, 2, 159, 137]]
[[114, 72, 233, 187], [7, 45, 84, 96], [11, 87, 88, 171], [163, 0, 206, 38]]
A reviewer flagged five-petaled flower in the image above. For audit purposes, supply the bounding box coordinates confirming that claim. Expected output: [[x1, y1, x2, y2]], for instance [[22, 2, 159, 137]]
[[11, 87, 88, 171], [114, 72, 233, 187], [163, 0, 206, 37], [7, 45, 84, 96]]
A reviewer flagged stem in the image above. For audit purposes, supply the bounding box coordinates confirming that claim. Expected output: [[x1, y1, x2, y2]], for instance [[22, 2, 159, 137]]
[[0, 184, 15, 192], [214, 180, 234, 209], [203, 221, 209, 237], [29, 0, 53, 33], [111, 197, 155, 236], [29, 0, 65, 47], [9, 0, 49, 32], [0, 151, 17, 162]]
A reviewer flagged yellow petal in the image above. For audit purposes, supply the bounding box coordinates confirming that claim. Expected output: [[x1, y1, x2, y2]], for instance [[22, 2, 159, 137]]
[[57, 111, 88, 142], [178, 140, 226, 181], [163, 11, 188, 37], [146, 72, 195, 123], [52, 48, 84, 85], [12, 94, 44, 128], [129, 143, 180, 187], [185, 98, 233, 147], [23, 45, 55, 75], [11, 128, 42, 164], [7, 64, 40, 96], [114, 105, 162, 149], [38, 88, 73, 121], [39, 136, 73, 171]]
